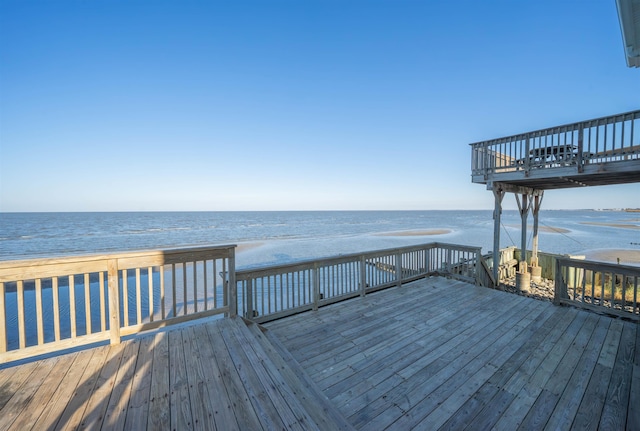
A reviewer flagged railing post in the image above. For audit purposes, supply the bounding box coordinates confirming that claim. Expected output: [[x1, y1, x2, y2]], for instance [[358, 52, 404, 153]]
[[245, 278, 253, 319], [313, 264, 320, 311], [359, 255, 367, 297], [554, 259, 568, 304], [228, 248, 237, 317], [107, 259, 121, 345], [577, 126, 584, 173], [474, 248, 482, 286], [396, 251, 403, 286]]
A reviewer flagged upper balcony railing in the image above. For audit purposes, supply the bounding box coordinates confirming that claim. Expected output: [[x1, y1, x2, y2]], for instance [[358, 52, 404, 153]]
[[471, 109, 640, 185]]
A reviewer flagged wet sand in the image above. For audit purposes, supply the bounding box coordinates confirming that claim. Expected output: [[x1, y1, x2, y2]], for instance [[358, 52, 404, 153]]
[[235, 241, 265, 253], [506, 225, 571, 234], [375, 229, 452, 237]]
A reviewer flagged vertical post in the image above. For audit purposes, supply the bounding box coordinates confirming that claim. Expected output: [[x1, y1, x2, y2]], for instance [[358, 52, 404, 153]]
[[313, 264, 320, 311], [396, 251, 403, 286], [515, 193, 532, 270], [246, 279, 253, 319], [531, 192, 544, 282], [359, 255, 366, 297], [577, 126, 584, 172], [492, 184, 505, 283], [107, 259, 121, 345], [228, 248, 237, 317]]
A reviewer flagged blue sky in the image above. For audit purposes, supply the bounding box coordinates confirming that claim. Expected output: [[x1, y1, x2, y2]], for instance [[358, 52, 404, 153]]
[[1, 0, 638, 212]]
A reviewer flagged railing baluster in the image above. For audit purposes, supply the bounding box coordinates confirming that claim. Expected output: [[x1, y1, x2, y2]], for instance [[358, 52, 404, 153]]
[[160, 265, 166, 320], [52, 277, 60, 341], [36, 279, 44, 345], [84, 273, 91, 334], [182, 263, 188, 316], [122, 269, 129, 327], [149, 266, 154, 322], [193, 261, 197, 314], [99, 271, 106, 332], [69, 276, 76, 339], [136, 268, 142, 323]]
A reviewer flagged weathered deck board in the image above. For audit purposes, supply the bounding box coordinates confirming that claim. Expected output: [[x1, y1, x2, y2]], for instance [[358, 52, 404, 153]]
[[0, 276, 636, 430], [266, 276, 639, 430]]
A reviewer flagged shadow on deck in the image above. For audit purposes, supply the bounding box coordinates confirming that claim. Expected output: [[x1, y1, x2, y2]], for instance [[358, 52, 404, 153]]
[[0, 276, 638, 430]]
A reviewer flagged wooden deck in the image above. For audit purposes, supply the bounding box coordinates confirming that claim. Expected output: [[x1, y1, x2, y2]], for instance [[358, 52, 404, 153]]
[[0, 316, 351, 430], [0, 276, 638, 430], [266, 277, 640, 430]]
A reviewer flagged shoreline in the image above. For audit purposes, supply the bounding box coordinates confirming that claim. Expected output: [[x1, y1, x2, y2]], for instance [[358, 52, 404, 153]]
[[580, 222, 640, 230]]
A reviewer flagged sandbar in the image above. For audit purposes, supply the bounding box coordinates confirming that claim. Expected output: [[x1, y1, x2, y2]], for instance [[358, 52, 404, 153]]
[[375, 229, 452, 237], [580, 222, 640, 230], [507, 225, 570, 234], [583, 249, 640, 266], [235, 241, 265, 253]]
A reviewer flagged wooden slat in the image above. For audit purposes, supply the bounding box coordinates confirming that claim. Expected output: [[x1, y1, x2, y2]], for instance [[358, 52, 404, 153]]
[[101, 340, 141, 429], [53, 344, 111, 430], [599, 321, 636, 429], [168, 329, 193, 430], [204, 319, 263, 430], [29, 351, 90, 430], [147, 332, 170, 430], [123, 336, 154, 430], [182, 325, 218, 430], [213, 318, 285, 428], [572, 318, 625, 429], [188, 323, 240, 430], [84, 273, 91, 334], [627, 323, 640, 430], [0, 357, 60, 430], [78, 343, 127, 429]]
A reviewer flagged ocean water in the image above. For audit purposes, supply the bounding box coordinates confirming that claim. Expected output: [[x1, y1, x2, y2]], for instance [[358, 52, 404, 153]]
[[1, 210, 638, 268]]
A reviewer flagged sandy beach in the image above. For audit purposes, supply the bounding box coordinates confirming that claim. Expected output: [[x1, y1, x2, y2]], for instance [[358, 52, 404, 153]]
[[580, 222, 640, 230], [583, 249, 640, 266], [375, 229, 452, 237]]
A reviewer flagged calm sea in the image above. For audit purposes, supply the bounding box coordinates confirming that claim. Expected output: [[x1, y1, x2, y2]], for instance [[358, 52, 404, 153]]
[[1, 210, 638, 268]]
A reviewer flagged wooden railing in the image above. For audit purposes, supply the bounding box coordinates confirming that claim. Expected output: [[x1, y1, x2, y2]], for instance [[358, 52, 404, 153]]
[[471, 109, 640, 177], [0, 245, 236, 363], [236, 242, 485, 323], [555, 257, 640, 321]]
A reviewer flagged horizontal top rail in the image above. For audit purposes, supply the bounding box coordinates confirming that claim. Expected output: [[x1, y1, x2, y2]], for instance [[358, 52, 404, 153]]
[[470, 109, 640, 147], [235, 242, 482, 279], [556, 256, 640, 276], [0, 245, 237, 282]]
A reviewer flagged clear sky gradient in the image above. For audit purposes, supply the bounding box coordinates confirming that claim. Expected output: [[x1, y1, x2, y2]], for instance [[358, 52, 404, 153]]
[[1, 0, 638, 212]]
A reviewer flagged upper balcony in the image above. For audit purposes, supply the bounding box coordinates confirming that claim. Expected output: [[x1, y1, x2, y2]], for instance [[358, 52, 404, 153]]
[[471, 109, 640, 190]]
